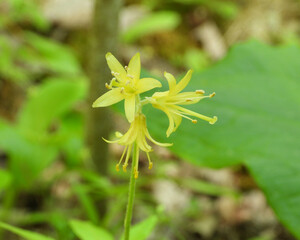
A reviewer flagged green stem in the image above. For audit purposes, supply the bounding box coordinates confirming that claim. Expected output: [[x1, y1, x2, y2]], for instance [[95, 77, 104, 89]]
[[124, 143, 139, 240]]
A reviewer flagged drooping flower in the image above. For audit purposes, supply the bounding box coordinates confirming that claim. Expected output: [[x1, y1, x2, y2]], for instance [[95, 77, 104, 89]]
[[149, 70, 217, 137], [92, 52, 162, 122], [104, 114, 172, 178]]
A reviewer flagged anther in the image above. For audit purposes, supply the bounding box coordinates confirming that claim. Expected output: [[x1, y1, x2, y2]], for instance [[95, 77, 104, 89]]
[[116, 164, 120, 172], [149, 162, 153, 170], [125, 66, 128, 70], [111, 71, 115, 76], [209, 116, 217, 124], [134, 168, 139, 179], [192, 119, 197, 124], [105, 83, 110, 89], [123, 164, 128, 172], [196, 90, 205, 94], [186, 98, 193, 102], [120, 87, 125, 93], [209, 92, 216, 98]]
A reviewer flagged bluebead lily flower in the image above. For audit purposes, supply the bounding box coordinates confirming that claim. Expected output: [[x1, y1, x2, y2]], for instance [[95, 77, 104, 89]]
[[92, 52, 162, 122], [149, 70, 217, 137], [104, 114, 172, 178]]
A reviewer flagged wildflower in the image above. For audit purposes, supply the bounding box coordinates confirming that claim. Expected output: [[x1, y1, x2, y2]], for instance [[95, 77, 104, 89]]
[[149, 70, 217, 137], [104, 114, 172, 178], [92, 52, 162, 122]]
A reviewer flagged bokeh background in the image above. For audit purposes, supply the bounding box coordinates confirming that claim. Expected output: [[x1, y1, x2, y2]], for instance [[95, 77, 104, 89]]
[[0, 0, 300, 239]]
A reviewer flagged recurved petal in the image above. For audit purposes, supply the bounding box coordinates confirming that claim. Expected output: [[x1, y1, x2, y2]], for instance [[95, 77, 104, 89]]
[[137, 78, 162, 94], [175, 69, 193, 93], [173, 112, 182, 133], [124, 95, 136, 122], [127, 53, 141, 81], [92, 88, 125, 107], [153, 105, 176, 138], [145, 127, 173, 147], [106, 52, 127, 81], [164, 72, 177, 94]]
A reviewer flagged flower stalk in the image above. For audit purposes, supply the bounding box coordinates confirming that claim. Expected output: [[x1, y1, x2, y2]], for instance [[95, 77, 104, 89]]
[[123, 142, 139, 240]]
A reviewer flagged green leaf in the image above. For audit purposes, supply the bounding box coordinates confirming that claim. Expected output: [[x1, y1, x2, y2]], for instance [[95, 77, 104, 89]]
[[142, 41, 300, 238], [69, 220, 113, 240], [0, 120, 58, 189], [121, 216, 158, 240], [18, 77, 87, 134], [23, 33, 81, 75], [122, 11, 181, 43], [0, 169, 12, 192], [173, 0, 239, 19], [0, 221, 55, 240]]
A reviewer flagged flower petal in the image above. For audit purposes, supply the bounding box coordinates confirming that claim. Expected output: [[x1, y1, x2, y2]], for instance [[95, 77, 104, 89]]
[[173, 105, 218, 124], [137, 78, 162, 94], [145, 127, 173, 146], [152, 105, 176, 137], [92, 88, 125, 107], [105, 52, 127, 81], [124, 95, 136, 122], [175, 69, 193, 93], [164, 72, 176, 94], [127, 53, 141, 82]]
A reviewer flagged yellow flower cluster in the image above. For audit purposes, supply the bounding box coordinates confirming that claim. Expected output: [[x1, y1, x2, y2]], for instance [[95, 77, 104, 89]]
[[93, 53, 217, 178]]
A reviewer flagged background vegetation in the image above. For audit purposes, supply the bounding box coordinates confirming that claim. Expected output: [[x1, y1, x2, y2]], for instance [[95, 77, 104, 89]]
[[0, 0, 300, 239]]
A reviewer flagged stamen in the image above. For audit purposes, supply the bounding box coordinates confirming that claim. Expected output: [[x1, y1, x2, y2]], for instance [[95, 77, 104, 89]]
[[196, 90, 205, 94], [123, 164, 128, 172], [209, 92, 216, 98], [134, 144, 139, 178], [116, 146, 128, 172], [111, 71, 115, 76], [120, 87, 125, 94], [105, 83, 111, 89], [125, 66, 128, 70], [116, 164, 120, 172], [127, 74, 134, 79], [209, 116, 218, 124], [146, 152, 153, 170], [192, 119, 197, 124], [186, 98, 193, 102], [123, 145, 132, 172], [134, 168, 139, 179], [173, 105, 217, 124], [172, 110, 195, 122]]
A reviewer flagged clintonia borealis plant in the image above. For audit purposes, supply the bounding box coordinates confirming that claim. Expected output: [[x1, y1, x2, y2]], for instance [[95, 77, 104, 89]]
[[92, 52, 217, 239]]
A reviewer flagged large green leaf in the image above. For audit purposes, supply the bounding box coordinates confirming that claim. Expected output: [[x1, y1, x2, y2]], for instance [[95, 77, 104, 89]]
[[69, 220, 113, 240], [0, 221, 55, 240], [0, 169, 12, 192], [0, 120, 57, 189], [18, 77, 86, 134], [23, 33, 81, 75], [121, 215, 159, 240], [144, 41, 300, 238], [0, 79, 86, 189]]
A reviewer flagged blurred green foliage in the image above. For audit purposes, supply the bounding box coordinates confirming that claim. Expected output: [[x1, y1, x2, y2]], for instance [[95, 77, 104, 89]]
[[142, 41, 300, 239], [0, 0, 300, 239]]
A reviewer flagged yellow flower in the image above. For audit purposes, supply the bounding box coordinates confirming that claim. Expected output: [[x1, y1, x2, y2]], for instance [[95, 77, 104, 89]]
[[92, 52, 162, 122], [149, 70, 217, 137], [104, 114, 172, 178]]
